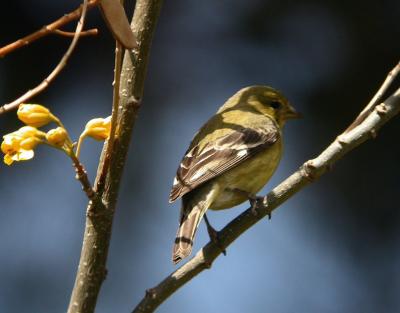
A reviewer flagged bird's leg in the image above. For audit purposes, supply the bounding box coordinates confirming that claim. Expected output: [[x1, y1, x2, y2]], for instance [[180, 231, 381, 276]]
[[231, 188, 271, 219], [204, 214, 226, 256]]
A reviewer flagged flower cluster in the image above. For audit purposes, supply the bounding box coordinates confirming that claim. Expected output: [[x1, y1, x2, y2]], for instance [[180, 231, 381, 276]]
[[1, 126, 45, 165], [1, 103, 111, 165]]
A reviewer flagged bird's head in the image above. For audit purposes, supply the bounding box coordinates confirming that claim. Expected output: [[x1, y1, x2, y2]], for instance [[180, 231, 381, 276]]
[[230, 85, 301, 127]]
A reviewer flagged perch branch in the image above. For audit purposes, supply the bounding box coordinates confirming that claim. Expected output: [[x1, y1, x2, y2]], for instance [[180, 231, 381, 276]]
[[0, 0, 99, 58], [131, 75, 400, 312], [0, 0, 89, 116], [67, 1, 163, 313]]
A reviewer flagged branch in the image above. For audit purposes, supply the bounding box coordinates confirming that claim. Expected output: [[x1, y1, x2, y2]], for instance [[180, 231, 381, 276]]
[[67, 1, 163, 313], [131, 75, 400, 312], [70, 153, 96, 200], [51, 28, 98, 37], [95, 34, 123, 192], [0, 0, 99, 58], [345, 61, 400, 132], [0, 0, 90, 116]]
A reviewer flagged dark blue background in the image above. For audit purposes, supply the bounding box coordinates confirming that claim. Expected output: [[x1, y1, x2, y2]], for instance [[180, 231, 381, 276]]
[[1, 1, 400, 312]]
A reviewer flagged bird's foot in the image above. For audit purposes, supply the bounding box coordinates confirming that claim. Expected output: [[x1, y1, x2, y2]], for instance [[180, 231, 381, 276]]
[[204, 214, 226, 256], [248, 194, 270, 219], [231, 188, 270, 219]]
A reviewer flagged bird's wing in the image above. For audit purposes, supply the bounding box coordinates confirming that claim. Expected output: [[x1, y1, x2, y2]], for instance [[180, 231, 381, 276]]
[[169, 125, 280, 202]]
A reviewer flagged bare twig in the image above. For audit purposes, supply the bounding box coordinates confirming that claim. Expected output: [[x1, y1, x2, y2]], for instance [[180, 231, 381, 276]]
[[51, 28, 98, 37], [0, 0, 89, 116], [131, 80, 400, 311], [67, 1, 163, 312], [0, 0, 99, 58], [345, 61, 400, 132], [96, 37, 123, 192], [70, 153, 96, 200]]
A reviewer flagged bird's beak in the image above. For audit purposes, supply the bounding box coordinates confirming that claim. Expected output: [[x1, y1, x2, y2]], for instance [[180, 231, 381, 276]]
[[284, 104, 302, 120]]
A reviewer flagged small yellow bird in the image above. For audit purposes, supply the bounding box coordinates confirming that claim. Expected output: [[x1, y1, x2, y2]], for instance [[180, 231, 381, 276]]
[[169, 85, 300, 264]]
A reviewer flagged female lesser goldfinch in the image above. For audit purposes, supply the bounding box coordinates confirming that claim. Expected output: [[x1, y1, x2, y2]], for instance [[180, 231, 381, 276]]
[[169, 85, 300, 264]]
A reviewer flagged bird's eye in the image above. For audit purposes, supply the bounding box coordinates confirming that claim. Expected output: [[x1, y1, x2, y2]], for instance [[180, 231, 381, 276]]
[[270, 101, 281, 110]]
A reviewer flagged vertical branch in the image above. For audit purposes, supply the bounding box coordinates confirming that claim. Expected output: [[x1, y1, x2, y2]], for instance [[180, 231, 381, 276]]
[[96, 38, 123, 192], [67, 1, 163, 313]]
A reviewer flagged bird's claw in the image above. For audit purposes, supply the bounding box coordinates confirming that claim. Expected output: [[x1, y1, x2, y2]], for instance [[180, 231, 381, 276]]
[[204, 214, 226, 255], [207, 226, 226, 256], [249, 195, 270, 218], [230, 188, 271, 219]]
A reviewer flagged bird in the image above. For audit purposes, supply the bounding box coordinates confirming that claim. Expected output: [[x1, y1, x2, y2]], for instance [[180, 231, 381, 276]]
[[169, 85, 300, 264]]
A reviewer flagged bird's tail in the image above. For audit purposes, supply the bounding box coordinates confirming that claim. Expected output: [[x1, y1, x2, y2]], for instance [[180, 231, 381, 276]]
[[172, 185, 218, 264]]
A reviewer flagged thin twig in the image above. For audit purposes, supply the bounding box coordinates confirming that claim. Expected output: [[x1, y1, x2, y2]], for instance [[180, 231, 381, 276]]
[[0, 0, 99, 58], [96, 37, 124, 193], [0, 0, 90, 116], [345, 61, 400, 132], [52, 28, 98, 37], [131, 81, 400, 312], [70, 153, 96, 200], [67, 1, 163, 312]]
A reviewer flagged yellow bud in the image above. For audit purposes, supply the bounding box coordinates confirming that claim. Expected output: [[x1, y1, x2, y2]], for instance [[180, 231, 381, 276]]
[[75, 116, 111, 157], [83, 116, 111, 141], [14, 126, 41, 138], [19, 137, 40, 150], [46, 127, 68, 147], [17, 104, 54, 127]]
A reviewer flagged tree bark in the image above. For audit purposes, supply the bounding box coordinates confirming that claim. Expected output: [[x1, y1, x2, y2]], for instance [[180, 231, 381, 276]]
[[67, 1, 163, 312]]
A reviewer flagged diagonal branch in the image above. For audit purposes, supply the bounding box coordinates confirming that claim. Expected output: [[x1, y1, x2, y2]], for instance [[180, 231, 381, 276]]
[[131, 76, 400, 312], [70, 153, 96, 200], [0, 0, 90, 116], [345, 61, 400, 132]]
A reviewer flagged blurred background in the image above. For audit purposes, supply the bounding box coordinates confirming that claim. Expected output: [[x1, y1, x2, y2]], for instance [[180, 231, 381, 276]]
[[1, 0, 400, 312]]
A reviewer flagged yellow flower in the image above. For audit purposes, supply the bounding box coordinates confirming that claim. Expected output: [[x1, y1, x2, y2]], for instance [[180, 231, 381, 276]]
[[83, 116, 111, 140], [17, 104, 55, 127], [1, 126, 43, 165], [46, 127, 69, 148]]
